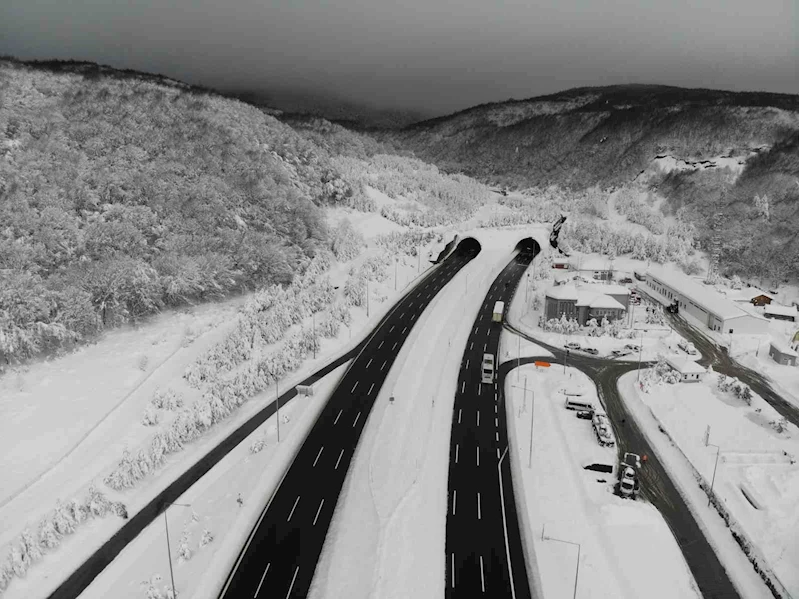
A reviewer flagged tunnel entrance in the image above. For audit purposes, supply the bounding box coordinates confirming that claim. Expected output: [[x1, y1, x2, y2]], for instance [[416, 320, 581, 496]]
[[455, 237, 482, 256], [514, 237, 541, 257]]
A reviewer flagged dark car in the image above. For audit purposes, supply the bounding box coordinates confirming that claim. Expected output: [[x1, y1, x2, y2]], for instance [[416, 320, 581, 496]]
[[619, 277, 634, 284], [576, 410, 594, 419]]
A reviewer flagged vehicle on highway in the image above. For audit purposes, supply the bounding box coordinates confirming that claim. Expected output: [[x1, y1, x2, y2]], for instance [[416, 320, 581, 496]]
[[481, 353, 495, 384], [678, 339, 698, 355], [591, 410, 616, 447], [625, 343, 641, 352], [564, 341, 581, 350], [565, 398, 594, 412], [576, 410, 593, 419], [492, 301, 505, 323]]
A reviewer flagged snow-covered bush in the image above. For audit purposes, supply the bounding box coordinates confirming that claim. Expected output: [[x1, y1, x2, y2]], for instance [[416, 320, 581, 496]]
[[330, 219, 364, 261], [142, 404, 160, 426], [199, 529, 213, 548], [645, 305, 666, 325], [373, 229, 438, 257], [177, 530, 192, 563], [151, 388, 184, 411], [0, 560, 13, 592], [52, 500, 77, 536], [249, 437, 265, 454], [37, 519, 61, 551]]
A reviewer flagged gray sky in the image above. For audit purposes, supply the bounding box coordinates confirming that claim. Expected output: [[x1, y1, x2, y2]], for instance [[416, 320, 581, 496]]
[[1, 0, 796, 115]]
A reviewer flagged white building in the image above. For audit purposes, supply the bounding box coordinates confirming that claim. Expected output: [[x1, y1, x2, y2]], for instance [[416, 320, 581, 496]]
[[665, 356, 706, 382], [763, 304, 797, 323], [645, 268, 768, 335]]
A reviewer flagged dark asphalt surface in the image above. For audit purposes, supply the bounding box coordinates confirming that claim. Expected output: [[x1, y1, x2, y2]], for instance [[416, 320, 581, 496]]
[[218, 241, 481, 599], [48, 348, 361, 599], [663, 309, 799, 428], [504, 323, 745, 599], [445, 241, 536, 599]]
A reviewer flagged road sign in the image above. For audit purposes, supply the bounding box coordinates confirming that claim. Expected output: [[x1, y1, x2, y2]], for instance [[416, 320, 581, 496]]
[[534, 361, 551, 368]]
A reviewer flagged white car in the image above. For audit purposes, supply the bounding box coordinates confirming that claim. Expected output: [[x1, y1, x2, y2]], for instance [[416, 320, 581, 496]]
[[564, 341, 581, 351], [611, 348, 632, 358], [678, 339, 698, 355], [619, 467, 636, 497], [625, 343, 641, 352]]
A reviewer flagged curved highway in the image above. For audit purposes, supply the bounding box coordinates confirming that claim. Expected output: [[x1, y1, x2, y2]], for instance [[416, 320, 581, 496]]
[[218, 240, 481, 599], [504, 323, 745, 599]]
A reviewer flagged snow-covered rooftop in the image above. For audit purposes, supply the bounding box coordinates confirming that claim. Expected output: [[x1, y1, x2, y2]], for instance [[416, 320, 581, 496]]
[[574, 257, 613, 271], [646, 267, 748, 321], [545, 285, 578, 301], [665, 356, 707, 374], [578, 283, 630, 296], [586, 294, 625, 310], [769, 338, 798, 357], [764, 304, 797, 318]]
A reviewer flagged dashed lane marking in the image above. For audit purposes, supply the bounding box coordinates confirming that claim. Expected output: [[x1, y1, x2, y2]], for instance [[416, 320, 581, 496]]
[[334, 409, 342, 424], [335, 449, 344, 469], [381, 360, 388, 371], [351, 381, 359, 392], [368, 383, 375, 395], [353, 412, 361, 427], [287, 496, 300, 522], [286, 567, 299, 599], [313, 499, 324, 526], [313, 447, 323, 467], [254, 563, 270, 598]]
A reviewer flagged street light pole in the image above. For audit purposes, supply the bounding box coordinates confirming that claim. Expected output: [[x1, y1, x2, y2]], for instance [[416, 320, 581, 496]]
[[541, 533, 581, 599], [312, 311, 316, 359], [276, 379, 280, 443], [366, 279, 370, 318], [164, 502, 191, 599], [395, 258, 398, 291], [517, 335, 521, 381], [708, 443, 721, 506], [636, 331, 644, 382], [528, 390, 535, 468]]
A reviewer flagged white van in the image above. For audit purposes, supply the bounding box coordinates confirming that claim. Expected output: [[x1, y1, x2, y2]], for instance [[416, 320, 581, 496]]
[[481, 354, 495, 384], [565, 398, 594, 412]]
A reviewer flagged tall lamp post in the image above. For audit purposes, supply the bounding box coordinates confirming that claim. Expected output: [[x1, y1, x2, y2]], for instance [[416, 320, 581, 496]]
[[707, 442, 721, 506], [164, 502, 191, 599], [636, 330, 644, 382], [394, 257, 398, 291], [541, 529, 581, 599]]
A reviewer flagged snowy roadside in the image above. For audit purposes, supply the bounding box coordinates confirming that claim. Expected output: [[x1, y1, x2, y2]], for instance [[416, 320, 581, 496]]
[[77, 361, 349, 599], [503, 363, 702, 599], [616, 372, 779, 599], [0, 228, 447, 599]]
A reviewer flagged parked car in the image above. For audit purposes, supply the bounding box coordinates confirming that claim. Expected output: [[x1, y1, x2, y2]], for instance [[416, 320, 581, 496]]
[[678, 339, 698, 355], [611, 348, 632, 358], [576, 410, 593, 420], [625, 343, 641, 352], [564, 341, 581, 350], [592, 411, 616, 447], [583, 347, 599, 356], [619, 467, 636, 497], [618, 277, 634, 284]]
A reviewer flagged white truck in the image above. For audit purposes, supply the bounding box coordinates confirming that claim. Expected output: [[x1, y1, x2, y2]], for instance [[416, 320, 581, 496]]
[[618, 452, 641, 499], [492, 301, 505, 323], [481, 353, 495, 384]]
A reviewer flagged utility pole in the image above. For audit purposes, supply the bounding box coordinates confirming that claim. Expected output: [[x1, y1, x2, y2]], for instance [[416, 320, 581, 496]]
[[517, 335, 521, 380], [528, 390, 535, 468], [395, 257, 398, 291], [366, 279, 370, 318], [312, 312, 316, 359], [708, 443, 721, 506], [276, 379, 280, 442], [164, 502, 191, 599], [564, 349, 569, 375], [418, 248, 421, 274], [636, 331, 644, 382], [541, 532, 581, 599]]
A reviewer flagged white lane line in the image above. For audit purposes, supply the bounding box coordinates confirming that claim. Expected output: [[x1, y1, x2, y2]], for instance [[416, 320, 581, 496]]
[[351, 381, 359, 392], [497, 448, 501, 459], [495, 417, 499, 427], [400, 312, 405, 318], [452, 553, 455, 589], [477, 492, 481, 520], [313, 499, 324, 526], [286, 566, 299, 598], [402, 326, 407, 334], [411, 313, 416, 320], [390, 325, 395, 332], [470, 342, 474, 350], [474, 327, 479, 335], [496, 432, 499, 441], [477, 410, 480, 427], [484, 343, 487, 351], [313, 447, 323, 467], [368, 383, 375, 395], [452, 490, 457, 515], [334, 409, 342, 424], [477, 446, 480, 466], [353, 412, 361, 427], [461, 381, 465, 394], [458, 409, 462, 424], [335, 449, 344, 469], [495, 392, 498, 401], [392, 342, 398, 350], [479, 314, 483, 321], [287, 496, 300, 521], [381, 360, 388, 371], [466, 359, 470, 369], [478, 385, 482, 396], [378, 341, 384, 349], [495, 404, 498, 413], [455, 444, 459, 463], [366, 358, 373, 368], [254, 563, 270, 598], [480, 555, 486, 592]]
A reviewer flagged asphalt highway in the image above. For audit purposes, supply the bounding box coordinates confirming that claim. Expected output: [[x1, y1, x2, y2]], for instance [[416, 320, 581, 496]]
[[218, 240, 481, 599], [504, 323, 745, 599], [445, 241, 537, 599]]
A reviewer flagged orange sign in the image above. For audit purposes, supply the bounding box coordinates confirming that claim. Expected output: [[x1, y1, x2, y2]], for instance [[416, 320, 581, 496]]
[[534, 361, 551, 368]]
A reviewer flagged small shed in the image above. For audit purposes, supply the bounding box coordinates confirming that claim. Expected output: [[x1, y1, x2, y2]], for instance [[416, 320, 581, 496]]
[[750, 294, 773, 307], [764, 304, 797, 322], [769, 340, 797, 366], [665, 356, 706, 382], [552, 258, 570, 270]]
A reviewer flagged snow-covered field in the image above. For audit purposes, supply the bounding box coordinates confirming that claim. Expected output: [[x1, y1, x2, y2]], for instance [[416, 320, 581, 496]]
[[0, 199, 453, 599], [628, 370, 799, 596], [616, 372, 788, 599], [503, 363, 701, 599]]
